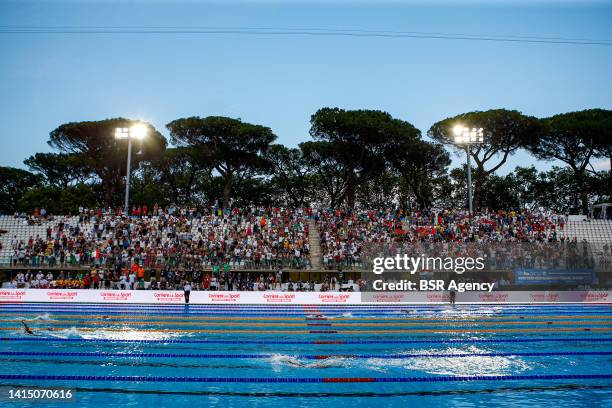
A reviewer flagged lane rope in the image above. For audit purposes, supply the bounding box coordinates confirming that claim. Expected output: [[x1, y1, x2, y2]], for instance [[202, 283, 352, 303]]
[[0, 350, 610, 359], [3, 319, 610, 327], [0, 373, 610, 383]]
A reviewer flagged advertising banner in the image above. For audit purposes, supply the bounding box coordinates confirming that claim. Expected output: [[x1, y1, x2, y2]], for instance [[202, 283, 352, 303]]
[[0, 289, 609, 304]]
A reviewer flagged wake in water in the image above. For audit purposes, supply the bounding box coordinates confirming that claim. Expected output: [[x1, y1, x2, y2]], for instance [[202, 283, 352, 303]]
[[46, 327, 82, 338], [364, 346, 532, 376], [78, 328, 184, 342], [415, 307, 500, 319], [326, 312, 352, 319], [264, 346, 533, 376]]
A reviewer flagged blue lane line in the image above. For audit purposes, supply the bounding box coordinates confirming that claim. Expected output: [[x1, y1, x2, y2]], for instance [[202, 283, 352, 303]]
[[0, 351, 610, 359], [2, 337, 611, 345], [0, 374, 610, 383]]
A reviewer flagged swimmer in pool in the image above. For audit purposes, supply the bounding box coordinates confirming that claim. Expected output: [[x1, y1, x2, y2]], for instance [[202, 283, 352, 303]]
[[21, 320, 34, 335]]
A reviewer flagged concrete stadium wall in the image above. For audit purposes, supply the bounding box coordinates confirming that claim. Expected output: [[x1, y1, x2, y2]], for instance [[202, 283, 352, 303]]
[[0, 289, 609, 304]]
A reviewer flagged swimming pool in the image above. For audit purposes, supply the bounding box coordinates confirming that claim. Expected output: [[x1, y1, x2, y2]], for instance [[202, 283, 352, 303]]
[[0, 303, 610, 407]]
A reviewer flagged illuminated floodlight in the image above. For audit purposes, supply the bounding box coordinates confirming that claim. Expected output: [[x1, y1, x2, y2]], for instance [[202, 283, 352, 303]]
[[453, 125, 484, 145], [453, 124, 464, 137], [470, 127, 484, 143], [131, 123, 148, 140], [115, 127, 129, 139]]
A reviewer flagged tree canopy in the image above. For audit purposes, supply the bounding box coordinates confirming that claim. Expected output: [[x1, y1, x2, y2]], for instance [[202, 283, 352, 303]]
[[0, 167, 40, 213], [3, 108, 611, 215], [309, 108, 421, 209], [24, 152, 92, 187], [265, 144, 314, 208], [167, 116, 276, 209], [527, 109, 612, 213], [388, 139, 451, 209]]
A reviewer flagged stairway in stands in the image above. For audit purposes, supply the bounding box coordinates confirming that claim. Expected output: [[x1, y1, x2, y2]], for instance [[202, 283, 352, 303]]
[[307, 219, 322, 269]]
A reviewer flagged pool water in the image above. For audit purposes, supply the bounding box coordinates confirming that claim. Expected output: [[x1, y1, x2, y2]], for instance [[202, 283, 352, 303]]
[[0, 303, 611, 407]]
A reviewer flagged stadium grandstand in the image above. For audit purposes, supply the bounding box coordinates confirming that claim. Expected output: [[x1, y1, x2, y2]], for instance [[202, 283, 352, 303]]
[[1, 207, 610, 291]]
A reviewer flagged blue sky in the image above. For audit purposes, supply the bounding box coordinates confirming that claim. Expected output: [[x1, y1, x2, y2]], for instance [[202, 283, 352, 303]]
[[0, 0, 611, 173]]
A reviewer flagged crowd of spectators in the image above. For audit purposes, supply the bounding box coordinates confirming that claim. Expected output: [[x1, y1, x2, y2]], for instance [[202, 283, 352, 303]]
[[2, 268, 361, 292], [1, 207, 610, 292], [315, 208, 610, 270], [8, 206, 311, 271]]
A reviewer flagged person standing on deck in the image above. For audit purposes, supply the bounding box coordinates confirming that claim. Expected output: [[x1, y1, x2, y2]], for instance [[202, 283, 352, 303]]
[[184, 281, 192, 304]]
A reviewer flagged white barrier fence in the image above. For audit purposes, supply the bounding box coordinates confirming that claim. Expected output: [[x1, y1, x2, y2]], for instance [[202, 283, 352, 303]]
[[0, 289, 609, 304]]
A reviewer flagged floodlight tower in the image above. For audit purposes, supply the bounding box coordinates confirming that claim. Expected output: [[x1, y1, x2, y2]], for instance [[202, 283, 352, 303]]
[[452, 125, 484, 215], [115, 123, 148, 215]]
